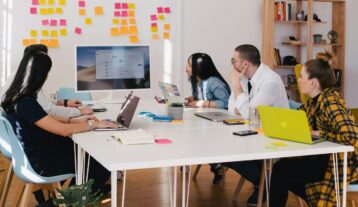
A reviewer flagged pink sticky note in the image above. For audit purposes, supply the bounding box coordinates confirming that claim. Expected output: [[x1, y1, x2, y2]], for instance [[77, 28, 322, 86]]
[[122, 11, 128, 17], [114, 11, 121, 17], [155, 139, 172, 144], [150, 15, 157, 21], [122, 3, 128, 9], [151, 23, 157, 27], [30, 7, 37, 14], [115, 3, 121, 9], [157, 7, 164, 13], [164, 7, 171, 13], [78, 1, 85, 7], [75, 27, 82, 35], [32, 0, 39, 5], [50, 20, 57, 26], [59, 19, 67, 26], [42, 19, 49, 26]]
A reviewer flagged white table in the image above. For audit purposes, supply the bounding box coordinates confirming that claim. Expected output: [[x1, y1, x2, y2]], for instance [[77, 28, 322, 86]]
[[72, 100, 354, 207]]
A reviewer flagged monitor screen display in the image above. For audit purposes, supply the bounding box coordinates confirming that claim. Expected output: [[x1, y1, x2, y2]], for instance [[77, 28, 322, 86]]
[[76, 45, 150, 91]]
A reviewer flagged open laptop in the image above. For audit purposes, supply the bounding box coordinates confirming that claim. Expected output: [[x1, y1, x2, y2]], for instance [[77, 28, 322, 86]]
[[94, 92, 140, 131], [258, 106, 325, 144], [158, 81, 183, 104], [194, 112, 242, 122]]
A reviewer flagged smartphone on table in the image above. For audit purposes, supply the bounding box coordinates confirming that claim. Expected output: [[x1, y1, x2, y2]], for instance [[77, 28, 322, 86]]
[[223, 119, 245, 125], [233, 130, 258, 136]]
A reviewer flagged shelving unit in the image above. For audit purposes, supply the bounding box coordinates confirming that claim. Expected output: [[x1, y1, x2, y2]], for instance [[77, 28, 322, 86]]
[[262, 0, 346, 100]]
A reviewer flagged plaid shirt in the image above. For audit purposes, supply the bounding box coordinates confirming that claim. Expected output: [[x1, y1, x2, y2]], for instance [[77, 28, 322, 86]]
[[301, 88, 358, 207]]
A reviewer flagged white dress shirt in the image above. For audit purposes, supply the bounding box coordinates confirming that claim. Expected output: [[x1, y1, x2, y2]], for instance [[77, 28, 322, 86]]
[[228, 63, 289, 119]]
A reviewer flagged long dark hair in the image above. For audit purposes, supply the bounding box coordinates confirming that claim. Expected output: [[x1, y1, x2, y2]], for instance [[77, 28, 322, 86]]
[[2, 46, 52, 112], [188, 53, 230, 96], [305, 51, 335, 90]]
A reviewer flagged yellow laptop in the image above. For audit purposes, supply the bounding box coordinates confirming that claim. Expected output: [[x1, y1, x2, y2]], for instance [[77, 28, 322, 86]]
[[258, 106, 325, 144]]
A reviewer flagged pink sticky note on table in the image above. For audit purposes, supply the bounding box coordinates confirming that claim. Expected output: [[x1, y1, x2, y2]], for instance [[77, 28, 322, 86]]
[[115, 3, 121, 9], [42, 19, 49, 26], [114, 11, 121, 17], [122, 11, 128, 17], [78, 1, 85, 7], [122, 3, 128, 9], [164, 7, 171, 13], [50, 20, 57, 26], [75, 27, 82, 35], [59, 19, 67, 26], [150, 15, 157, 21], [32, 0, 39, 5], [157, 7, 164, 13], [30, 7, 37, 14], [155, 139, 172, 144], [151, 23, 157, 27]]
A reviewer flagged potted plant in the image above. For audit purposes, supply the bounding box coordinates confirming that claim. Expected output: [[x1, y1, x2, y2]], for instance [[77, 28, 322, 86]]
[[167, 102, 184, 120], [53, 179, 103, 207]]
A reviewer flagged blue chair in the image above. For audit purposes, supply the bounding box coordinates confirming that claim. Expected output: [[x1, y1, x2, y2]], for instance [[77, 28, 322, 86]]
[[0, 113, 75, 206], [57, 87, 92, 101], [289, 99, 302, 110]]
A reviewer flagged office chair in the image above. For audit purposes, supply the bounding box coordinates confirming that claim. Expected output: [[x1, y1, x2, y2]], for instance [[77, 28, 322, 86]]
[[57, 87, 92, 101]]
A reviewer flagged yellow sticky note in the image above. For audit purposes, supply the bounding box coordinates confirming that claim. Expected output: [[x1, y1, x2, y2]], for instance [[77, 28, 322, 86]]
[[56, 7, 63, 14], [94, 7, 103, 15], [272, 142, 288, 147], [59, 28, 67, 36], [152, 34, 160, 40], [51, 30, 58, 37], [30, 30, 38, 37], [47, 8, 54, 14], [120, 26, 129, 35], [48, 39, 59, 48], [48, 0, 55, 5], [112, 19, 119, 25], [151, 26, 158, 33], [40, 8, 47, 15], [128, 11, 135, 17], [164, 24, 171, 31], [128, 3, 135, 9], [163, 32, 170, 39], [59, 0, 66, 6], [111, 28, 120, 36], [171, 120, 183, 124], [129, 35, 139, 43], [39, 0, 46, 5], [129, 26, 138, 34], [129, 18, 136, 25], [158, 15, 165, 20], [121, 19, 128, 25], [79, 9, 86, 16], [85, 18, 92, 25], [42, 30, 49, 36]]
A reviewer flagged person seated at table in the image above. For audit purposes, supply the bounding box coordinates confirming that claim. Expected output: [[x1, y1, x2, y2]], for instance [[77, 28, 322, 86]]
[[269, 51, 358, 207], [0, 44, 93, 118], [185, 53, 231, 184], [1, 47, 119, 204]]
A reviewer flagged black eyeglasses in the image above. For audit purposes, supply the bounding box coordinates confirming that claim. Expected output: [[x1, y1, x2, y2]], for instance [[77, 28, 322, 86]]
[[231, 58, 240, 64]]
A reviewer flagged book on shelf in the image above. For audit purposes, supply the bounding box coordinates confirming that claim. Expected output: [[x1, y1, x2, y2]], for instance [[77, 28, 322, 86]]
[[274, 1, 292, 21], [333, 69, 342, 88], [111, 129, 155, 145], [273, 48, 282, 66]]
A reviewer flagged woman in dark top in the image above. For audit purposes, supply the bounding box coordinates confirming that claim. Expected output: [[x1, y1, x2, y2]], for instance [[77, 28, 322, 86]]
[[1, 45, 118, 197]]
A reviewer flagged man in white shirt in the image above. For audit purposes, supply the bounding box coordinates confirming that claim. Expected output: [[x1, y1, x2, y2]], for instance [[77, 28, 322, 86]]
[[225, 44, 289, 206]]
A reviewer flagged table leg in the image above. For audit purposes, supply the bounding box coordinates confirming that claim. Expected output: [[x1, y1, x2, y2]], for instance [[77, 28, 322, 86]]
[[173, 166, 177, 207], [111, 171, 117, 207], [75, 144, 84, 185], [168, 167, 173, 207], [257, 160, 266, 207], [333, 153, 341, 207], [182, 165, 186, 207], [342, 152, 347, 207]]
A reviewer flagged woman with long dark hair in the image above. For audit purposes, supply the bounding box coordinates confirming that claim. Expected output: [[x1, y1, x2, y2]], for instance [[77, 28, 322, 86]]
[[1, 45, 118, 200]]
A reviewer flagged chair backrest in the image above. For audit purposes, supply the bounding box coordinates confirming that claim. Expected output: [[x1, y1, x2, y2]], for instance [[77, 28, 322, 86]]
[[294, 64, 309, 104], [289, 100, 302, 110], [0, 111, 12, 159], [58, 87, 92, 101]]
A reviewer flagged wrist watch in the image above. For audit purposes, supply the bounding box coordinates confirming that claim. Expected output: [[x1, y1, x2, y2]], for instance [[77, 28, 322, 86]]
[[64, 99, 68, 107], [87, 119, 94, 131]]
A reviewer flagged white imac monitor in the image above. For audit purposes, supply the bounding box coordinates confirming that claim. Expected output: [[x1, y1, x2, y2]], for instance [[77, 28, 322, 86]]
[[75, 45, 150, 92]]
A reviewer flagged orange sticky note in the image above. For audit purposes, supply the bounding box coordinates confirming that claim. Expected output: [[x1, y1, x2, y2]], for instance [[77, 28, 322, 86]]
[[129, 26, 138, 34], [47, 8, 54, 14], [151, 26, 158, 33], [59, 0, 66, 6], [85, 18, 92, 25], [42, 30, 49, 36], [128, 3, 135, 9], [163, 32, 170, 39], [94, 7, 103, 15], [23, 39, 35, 46], [129, 18, 136, 25], [51, 30, 58, 37], [112, 19, 119, 25], [121, 19, 128, 25], [111, 28, 120, 36], [120, 26, 129, 35], [59, 28, 67, 36], [39, 0, 46, 5], [48, 0, 55, 5], [48, 39, 59, 48], [40, 39, 49, 46], [152, 34, 160, 40], [128, 11, 135, 17], [158, 15, 165, 20], [56, 7, 63, 14], [40, 8, 47, 15], [164, 24, 170, 31], [129, 35, 139, 43], [79, 9, 85, 16], [30, 30, 38, 37]]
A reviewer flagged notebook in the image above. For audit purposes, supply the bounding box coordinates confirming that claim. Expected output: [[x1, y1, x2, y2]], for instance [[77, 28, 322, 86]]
[[258, 106, 325, 144], [157, 81, 184, 104], [194, 112, 241, 122], [111, 129, 155, 145]]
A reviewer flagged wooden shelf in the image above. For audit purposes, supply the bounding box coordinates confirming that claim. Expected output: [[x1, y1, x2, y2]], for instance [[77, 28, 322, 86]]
[[314, 43, 343, 47], [282, 42, 343, 47], [275, 20, 327, 24], [285, 0, 345, 2]]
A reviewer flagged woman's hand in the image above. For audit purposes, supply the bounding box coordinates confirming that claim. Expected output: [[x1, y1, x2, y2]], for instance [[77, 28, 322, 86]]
[[70, 115, 98, 124], [187, 100, 205, 107], [93, 120, 119, 129]]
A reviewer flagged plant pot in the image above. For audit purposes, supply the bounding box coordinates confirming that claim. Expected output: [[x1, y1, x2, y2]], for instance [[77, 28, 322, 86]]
[[167, 106, 184, 120]]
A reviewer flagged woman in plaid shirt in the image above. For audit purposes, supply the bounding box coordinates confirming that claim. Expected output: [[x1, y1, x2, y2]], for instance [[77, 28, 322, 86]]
[[269, 52, 358, 207]]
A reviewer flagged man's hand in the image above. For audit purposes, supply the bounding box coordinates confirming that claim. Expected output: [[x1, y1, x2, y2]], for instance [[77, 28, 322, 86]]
[[187, 100, 204, 107], [79, 106, 93, 115], [67, 99, 82, 107], [229, 68, 246, 97], [70, 115, 98, 124]]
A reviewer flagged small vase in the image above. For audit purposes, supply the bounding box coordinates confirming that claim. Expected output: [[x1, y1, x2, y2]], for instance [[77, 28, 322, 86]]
[[167, 106, 184, 120]]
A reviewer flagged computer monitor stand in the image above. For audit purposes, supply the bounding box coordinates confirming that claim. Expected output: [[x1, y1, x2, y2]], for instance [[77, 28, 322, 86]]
[[101, 91, 123, 104]]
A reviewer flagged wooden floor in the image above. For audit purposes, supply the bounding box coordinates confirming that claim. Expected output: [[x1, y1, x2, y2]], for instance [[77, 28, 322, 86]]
[[2, 163, 306, 207]]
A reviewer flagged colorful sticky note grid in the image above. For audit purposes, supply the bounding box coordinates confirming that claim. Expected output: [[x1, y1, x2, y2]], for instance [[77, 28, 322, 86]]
[[158, 15, 165, 20], [42, 30, 49, 36], [121, 19, 128, 25], [94, 7, 104, 15], [112, 19, 119, 25], [30, 30, 38, 37], [47, 8, 54, 14], [115, 3, 121, 9], [85, 18, 92, 25], [150, 15, 157, 21], [32, 0, 39, 5], [23, 39, 37, 46], [40, 8, 47, 15], [122, 11, 128, 17], [56, 7, 63, 14], [48, 0, 55, 5], [129, 18, 136, 24], [128, 3, 135, 9], [151, 26, 158, 33], [51, 30, 58, 37], [42, 19, 49, 26], [30, 7, 37, 14], [79, 1, 85, 7], [59, 28, 67, 36], [122, 3, 128, 9], [59, 19, 66, 26], [39, 0, 46, 5], [157, 7, 164, 13], [114, 11, 120, 17], [129, 11, 135, 17], [50, 19, 57, 26], [163, 32, 170, 39], [164, 7, 171, 13], [75, 27, 82, 35], [111, 28, 120, 36], [129, 35, 139, 43], [152, 34, 160, 40], [164, 24, 171, 31], [59, 0, 66, 6], [79, 9, 86, 16], [129, 26, 138, 34]]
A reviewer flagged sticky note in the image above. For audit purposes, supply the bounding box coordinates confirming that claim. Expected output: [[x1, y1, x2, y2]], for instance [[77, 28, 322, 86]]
[[23, 39, 37, 46], [122, 11, 128, 17], [150, 15, 157, 21], [59, 19, 66, 26], [163, 32, 170, 39], [128, 11, 135, 17], [128, 3, 135, 9], [42, 30, 49, 36], [51, 30, 58, 37], [59, 28, 67, 36], [158, 15, 165, 20], [59, 0, 66, 6], [129, 18, 136, 24], [112, 19, 119, 25], [48, 39, 59, 48], [114, 11, 120, 17], [129, 26, 138, 34], [56, 7, 63, 14], [30, 30, 38, 37], [47, 8, 54, 14], [48, 0, 55, 5], [157, 7, 164, 13], [129, 35, 139, 43], [40, 39, 49, 45], [120, 26, 129, 35], [78, 1, 85, 7], [40, 8, 47, 15], [75, 27, 82, 35], [79, 9, 85, 16], [152, 34, 160, 40], [272, 142, 288, 147], [50, 19, 57, 26], [151, 23, 157, 27], [85, 18, 92, 25], [94, 7, 104, 15], [32, 0, 39, 5], [115, 3, 121, 9], [39, 0, 46, 5], [122, 3, 128, 9], [121, 19, 128, 25], [155, 138, 172, 144], [111, 28, 120, 36], [30, 7, 37, 14], [151, 26, 158, 33], [164, 7, 171, 13], [171, 120, 183, 124], [42, 19, 49, 26], [164, 24, 170, 31]]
